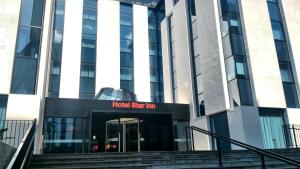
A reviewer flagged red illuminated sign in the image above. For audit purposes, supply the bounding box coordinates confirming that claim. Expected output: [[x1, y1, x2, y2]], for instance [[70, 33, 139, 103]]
[[112, 101, 156, 109]]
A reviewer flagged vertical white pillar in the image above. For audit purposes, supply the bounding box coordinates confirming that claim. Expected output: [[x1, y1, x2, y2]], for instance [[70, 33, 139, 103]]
[[133, 5, 151, 102], [59, 0, 83, 98]]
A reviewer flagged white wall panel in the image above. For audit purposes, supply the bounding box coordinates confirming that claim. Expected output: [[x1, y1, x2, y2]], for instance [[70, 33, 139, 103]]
[[6, 94, 41, 120], [133, 5, 151, 102], [96, 0, 120, 93], [240, 0, 286, 108], [59, 0, 83, 98], [280, 0, 300, 101], [0, 0, 21, 94]]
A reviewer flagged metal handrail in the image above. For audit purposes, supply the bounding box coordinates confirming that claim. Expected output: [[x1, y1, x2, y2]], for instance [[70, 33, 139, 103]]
[[188, 125, 300, 168], [6, 119, 37, 169]]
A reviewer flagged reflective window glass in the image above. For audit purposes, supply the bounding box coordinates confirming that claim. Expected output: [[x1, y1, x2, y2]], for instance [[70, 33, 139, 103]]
[[230, 33, 246, 55], [148, 19, 157, 30], [121, 80, 134, 93], [120, 39, 133, 52], [16, 26, 41, 58], [120, 4, 133, 15], [279, 63, 294, 82], [267, 2, 281, 21], [82, 20, 97, 35], [120, 67, 133, 80], [151, 82, 160, 97], [80, 77, 95, 93], [275, 40, 290, 61], [283, 83, 300, 108], [220, 0, 238, 14], [54, 1, 65, 30], [271, 21, 285, 40], [80, 64, 95, 78], [149, 43, 157, 55], [52, 43, 62, 61], [84, 0, 97, 7], [120, 52, 133, 67], [120, 26, 133, 39], [150, 70, 159, 82], [11, 57, 38, 94], [83, 7, 97, 20], [49, 75, 60, 92], [238, 79, 253, 106], [149, 30, 157, 43], [120, 14, 132, 26], [53, 29, 63, 44], [19, 0, 44, 27]]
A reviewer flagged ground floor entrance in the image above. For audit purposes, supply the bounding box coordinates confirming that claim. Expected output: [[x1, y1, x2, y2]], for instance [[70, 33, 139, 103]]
[[105, 118, 141, 152]]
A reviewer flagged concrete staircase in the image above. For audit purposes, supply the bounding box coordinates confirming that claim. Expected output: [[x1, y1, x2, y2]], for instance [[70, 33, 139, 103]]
[[28, 149, 300, 169]]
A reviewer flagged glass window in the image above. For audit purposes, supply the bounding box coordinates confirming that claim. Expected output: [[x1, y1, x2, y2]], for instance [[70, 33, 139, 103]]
[[19, 0, 44, 27], [121, 52, 133, 67], [149, 43, 157, 55], [267, 2, 281, 21], [121, 80, 134, 93], [220, 0, 238, 14], [48, 74, 60, 92], [148, 19, 157, 30], [235, 56, 248, 77], [120, 25, 133, 39], [120, 67, 133, 80], [149, 30, 157, 43], [230, 33, 246, 55], [120, 14, 132, 26], [80, 64, 95, 78], [84, 0, 97, 7], [238, 79, 253, 106], [53, 29, 63, 44], [81, 47, 96, 63], [0, 95, 8, 121], [120, 39, 133, 52], [80, 77, 95, 93], [283, 83, 299, 108], [150, 55, 158, 69], [271, 21, 285, 40], [50, 60, 60, 75], [222, 13, 241, 35], [275, 40, 290, 61], [279, 63, 294, 82], [54, 1, 65, 30], [120, 4, 133, 15], [83, 7, 97, 21], [11, 57, 38, 94], [82, 20, 96, 35], [52, 43, 62, 61], [151, 82, 160, 97], [16, 26, 41, 58], [150, 70, 159, 82], [225, 56, 235, 81]]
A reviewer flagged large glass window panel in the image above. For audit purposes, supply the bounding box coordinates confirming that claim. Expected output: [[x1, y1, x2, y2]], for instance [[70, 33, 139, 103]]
[[120, 25, 133, 39], [151, 82, 160, 97], [120, 67, 133, 80], [50, 60, 60, 75], [150, 55, 158, 69], [150, 70, 159, 82], [19, 0, 44, 27], [11, 57, 38, 94], [84, 0, 97, 7], [80, 77, 95, 94], [54, 1, 65, 30], [120, 4, 133, 15], [275, 40, 290, 61], [149, 30, 157, 43], [271, 21, 285, 40], [267, 2, 281, 22], [81, 47, 96, 63], [80, 64, 95, 78], [238, 79, 253, 106], [283, 83, 299, 108], [49, 75, 60, 92], [235, 57, 248, 77], [121, 80, 134, 93], [83, 7, 97, 20], [225, 56, 235, 81], [0, 95, 8, 121], [120, 39, 133, 52], [120, 14, 132, 26], [16, 26, 41, 58], [121, 52, 133, 67], [279, 63, 294, 82], [222, 13, 242, 35], [82, 20, 97, 35], [53, 29, 63, 44], [148, 18, 157, 30], [230, 33, 246, 55], [220, 0, 238, 14], [149, 43, 158, 55], [52, 43, 62, 61]]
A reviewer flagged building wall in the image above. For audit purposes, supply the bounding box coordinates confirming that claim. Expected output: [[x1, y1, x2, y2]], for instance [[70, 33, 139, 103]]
[[0, 0, 21, 94], [240, 0, 286, 108], [59, 0, 83, 98]]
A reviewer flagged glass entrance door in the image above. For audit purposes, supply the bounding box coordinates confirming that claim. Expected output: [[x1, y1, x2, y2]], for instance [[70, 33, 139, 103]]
[[105, 118, 140, 152]]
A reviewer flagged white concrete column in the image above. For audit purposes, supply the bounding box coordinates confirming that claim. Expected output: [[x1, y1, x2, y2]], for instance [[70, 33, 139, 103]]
[[96, 0, 120, 93], [0, 0, 21, 94], [59, 0, 83, 98], [133, 5, 151, 102]]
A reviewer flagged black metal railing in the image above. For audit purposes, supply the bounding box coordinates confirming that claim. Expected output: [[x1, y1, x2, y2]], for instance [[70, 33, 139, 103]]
[[0, 120, 33, 148], [6, 119, 37, 169], [283, 124, 300, 148], [186, 125, 300, 169]]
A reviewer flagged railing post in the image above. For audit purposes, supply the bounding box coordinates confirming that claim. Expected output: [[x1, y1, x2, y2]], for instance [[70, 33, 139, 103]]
[[185, 126, 189, 151], [216, 138, 222, 166], [191, 128, 194, 151], [261, 154, 266, 169], [292, 125, 298, 148]]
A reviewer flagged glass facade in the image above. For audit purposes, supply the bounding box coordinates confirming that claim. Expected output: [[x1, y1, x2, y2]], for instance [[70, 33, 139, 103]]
[[48, 0, 65, 98], [0, 95, 8, 129], [79, 0, 98, 99], [266, 0, 299, 108], [11, 0, 45, 94], [219, 0, 254, 106], [120, 3, 134, 93], [148, 7, 165, 102]]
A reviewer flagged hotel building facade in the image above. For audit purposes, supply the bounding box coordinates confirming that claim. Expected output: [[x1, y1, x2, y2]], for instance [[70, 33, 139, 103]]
[[0, 0, 299, 153]]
